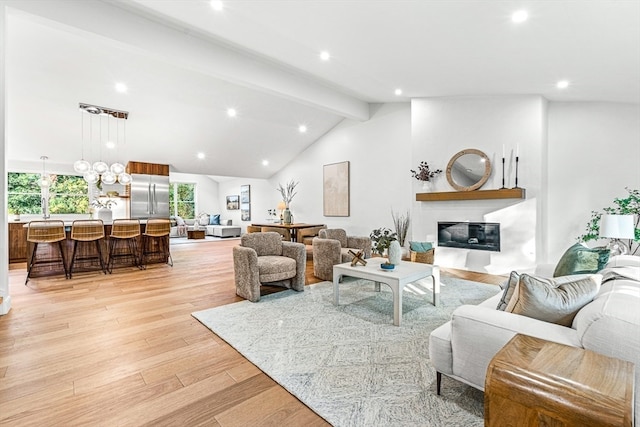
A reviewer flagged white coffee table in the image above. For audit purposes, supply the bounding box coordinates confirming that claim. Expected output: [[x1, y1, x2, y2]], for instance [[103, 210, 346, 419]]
[[333, 260, 440, 326]]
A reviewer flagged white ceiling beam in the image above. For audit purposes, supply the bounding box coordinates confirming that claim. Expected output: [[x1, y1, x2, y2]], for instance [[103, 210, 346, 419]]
[[4, 0, 370, 121]]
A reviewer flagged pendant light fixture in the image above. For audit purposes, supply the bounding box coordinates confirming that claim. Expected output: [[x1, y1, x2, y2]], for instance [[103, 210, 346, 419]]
[[76, 103, 132, 186], [39, 155, 51, 188]]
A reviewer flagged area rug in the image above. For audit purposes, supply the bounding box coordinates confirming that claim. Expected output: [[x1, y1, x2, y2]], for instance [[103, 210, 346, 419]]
[[192, 277, 500, 426], [170, 236, 240, 245]]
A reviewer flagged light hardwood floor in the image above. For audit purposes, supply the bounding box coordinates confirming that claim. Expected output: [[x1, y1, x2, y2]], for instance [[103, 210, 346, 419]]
[[1, 240, 504, 426]]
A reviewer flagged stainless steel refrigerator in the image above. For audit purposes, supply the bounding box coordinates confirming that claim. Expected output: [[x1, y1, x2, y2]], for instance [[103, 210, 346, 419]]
[[128, 174, 170, 219]]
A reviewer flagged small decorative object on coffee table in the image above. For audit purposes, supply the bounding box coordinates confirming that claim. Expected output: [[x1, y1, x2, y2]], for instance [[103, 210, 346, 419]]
[[348, 249, 367, 267]]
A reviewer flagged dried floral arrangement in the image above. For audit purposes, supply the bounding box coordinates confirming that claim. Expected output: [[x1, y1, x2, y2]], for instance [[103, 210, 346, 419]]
[[410, 161, 442, 182], [277, 179, 299, 207]]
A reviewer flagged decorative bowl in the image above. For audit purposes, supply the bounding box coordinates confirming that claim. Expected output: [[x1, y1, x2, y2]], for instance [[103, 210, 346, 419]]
[[380, 263, 395, 271]]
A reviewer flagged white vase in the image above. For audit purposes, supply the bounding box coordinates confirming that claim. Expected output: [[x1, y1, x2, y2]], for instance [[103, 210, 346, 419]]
[[388, 240, 402, 265], [97, 208, 113, 222], [421, 181, 433, 192]]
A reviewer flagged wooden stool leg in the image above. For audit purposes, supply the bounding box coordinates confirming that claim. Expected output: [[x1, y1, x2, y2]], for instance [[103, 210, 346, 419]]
[[69, 240, 79, 279], [107, 238, 116, 274], [58, 241, 69, 279], [25, 242, 39, 285], [95, 240, 107, 274]]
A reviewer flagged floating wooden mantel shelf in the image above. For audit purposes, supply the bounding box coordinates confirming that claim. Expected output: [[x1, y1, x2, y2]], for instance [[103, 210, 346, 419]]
[[416, 188, 526, 202]]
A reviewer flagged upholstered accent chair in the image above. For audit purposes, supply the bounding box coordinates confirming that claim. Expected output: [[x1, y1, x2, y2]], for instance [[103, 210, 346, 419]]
[[312, 228, 372, 281], [233, 232, 306, 302]]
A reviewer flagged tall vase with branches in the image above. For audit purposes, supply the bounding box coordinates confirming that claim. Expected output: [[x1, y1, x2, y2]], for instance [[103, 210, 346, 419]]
[[392, 210, 411, 247], [277, 179, 299, 224]]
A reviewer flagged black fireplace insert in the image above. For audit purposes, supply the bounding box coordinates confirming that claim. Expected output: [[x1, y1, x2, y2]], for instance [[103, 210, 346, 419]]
[[437, 222, 501, 252]]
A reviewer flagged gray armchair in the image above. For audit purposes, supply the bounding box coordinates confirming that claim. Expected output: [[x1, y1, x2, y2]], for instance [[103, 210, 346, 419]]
[[233, 232, 306, 302], [312, 228, 372, 281]]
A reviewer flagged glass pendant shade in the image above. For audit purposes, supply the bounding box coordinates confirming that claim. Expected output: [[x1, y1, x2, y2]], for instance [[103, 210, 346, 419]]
[[93, 161, 109, 174], [101, 171, 117, 185], [110, 162, 125, 175], [117, 172, 132, 185], [84, 170, 99, 184], [39, 175, 51, 188], [74, 159, 91, 174]]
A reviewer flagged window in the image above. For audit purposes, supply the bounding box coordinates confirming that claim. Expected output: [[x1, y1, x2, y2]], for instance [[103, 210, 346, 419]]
[[7, 172, 89, 215], [169, 182, 196, 219]]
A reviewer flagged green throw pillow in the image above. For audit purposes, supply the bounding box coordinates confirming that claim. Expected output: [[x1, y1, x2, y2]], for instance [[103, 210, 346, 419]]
[[409, 241, 433, 252], [553, 243, 610, 277]]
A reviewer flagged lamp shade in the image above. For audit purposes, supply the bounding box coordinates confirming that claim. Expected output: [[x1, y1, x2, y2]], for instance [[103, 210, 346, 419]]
[[277, 201, 287, 211], [599, 214, 635, 239]]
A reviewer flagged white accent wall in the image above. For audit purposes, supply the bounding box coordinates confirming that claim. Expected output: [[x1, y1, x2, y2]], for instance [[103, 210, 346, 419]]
[[271, 97, 638, 274]]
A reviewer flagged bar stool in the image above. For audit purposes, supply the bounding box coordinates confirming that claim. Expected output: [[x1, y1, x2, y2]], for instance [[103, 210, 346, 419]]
[[25, 220, 69, 285], [141, 218, 173, 269], [69, 219, 107, 278], [107, 219, 141, 273]]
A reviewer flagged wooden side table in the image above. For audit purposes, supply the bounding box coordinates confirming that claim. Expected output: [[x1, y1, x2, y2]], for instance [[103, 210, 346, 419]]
[[187, 230, 205, 240], [485, 334, 634, 427]]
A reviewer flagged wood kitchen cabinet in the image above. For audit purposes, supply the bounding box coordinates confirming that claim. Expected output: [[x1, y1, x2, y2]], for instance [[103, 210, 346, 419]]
[[8, 221, 28, 263], [125, 161, 169, 176]]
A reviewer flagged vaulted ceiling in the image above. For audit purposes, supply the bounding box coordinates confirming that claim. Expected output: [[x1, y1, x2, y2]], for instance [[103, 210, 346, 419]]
[[5, 0, 639, 179]]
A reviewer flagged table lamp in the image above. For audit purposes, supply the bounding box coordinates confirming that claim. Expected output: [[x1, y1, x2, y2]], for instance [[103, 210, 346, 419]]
[[599, 214, 635, 256], [277, 201, 287, 223]]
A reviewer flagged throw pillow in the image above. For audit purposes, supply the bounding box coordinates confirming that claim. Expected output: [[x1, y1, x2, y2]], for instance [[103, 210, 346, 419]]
[[504, 273, 602, 327], [553, 243, 610, 277], [605, 255, 640, 268], [198, 213, 209, 226], [409, 241, 434, 252], [209, 214, 221, 225], [496, 271, 520, 311]]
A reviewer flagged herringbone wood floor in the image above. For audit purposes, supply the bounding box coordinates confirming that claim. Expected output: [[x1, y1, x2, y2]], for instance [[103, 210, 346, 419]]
[[0, 240, 503, 426]]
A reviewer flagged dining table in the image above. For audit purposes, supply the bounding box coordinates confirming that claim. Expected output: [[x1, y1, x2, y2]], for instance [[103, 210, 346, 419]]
[[250, 223, 326, 242]]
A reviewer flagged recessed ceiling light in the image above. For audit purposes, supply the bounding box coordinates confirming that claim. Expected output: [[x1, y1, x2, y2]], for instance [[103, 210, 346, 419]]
[[115, 82, 127, 93], [262, 160, 269, 166], [197, 152, 205, 160], [210, 0, 224, 11], [556, 80, 570, 89], [298, 125, 307, 133], [106, 141, 116, 149], [320, 51, 331, 61], [511, 10, 528, 23], [394, 88, 403, 96], [227, 108, 237, 117]]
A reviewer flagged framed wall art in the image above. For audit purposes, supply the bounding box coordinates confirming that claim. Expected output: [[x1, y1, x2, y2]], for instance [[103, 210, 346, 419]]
[[226, 195, 240, 210], [240, 184, 251, 221], [323, 161, 350, 217]]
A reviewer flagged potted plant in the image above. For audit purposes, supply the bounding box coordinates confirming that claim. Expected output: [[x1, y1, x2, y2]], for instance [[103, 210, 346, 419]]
[[91, 198, 117, 222], [370, 227, 399, 267], [8, 207, 21, 222], [411, 161, 442, 191]]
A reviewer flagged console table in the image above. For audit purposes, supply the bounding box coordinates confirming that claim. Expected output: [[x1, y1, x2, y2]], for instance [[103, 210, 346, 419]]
[[485, 334, 634, 427]]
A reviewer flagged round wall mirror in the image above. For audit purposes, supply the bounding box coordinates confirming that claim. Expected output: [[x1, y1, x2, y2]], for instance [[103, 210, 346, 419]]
[[446, 149, 491, 191]]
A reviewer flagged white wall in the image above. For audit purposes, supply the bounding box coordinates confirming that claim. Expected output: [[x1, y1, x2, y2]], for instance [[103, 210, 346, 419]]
[[546, 102, 640, 262], [217, 178, 272, 233], [1, 3, 10, 315], [411, 96, 547, 274], [271, 103, 412, 237], [169, 172, 220, 217]]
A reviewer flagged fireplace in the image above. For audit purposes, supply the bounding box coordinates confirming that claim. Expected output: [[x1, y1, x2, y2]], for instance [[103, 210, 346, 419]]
[[437, 222, 501, 252]]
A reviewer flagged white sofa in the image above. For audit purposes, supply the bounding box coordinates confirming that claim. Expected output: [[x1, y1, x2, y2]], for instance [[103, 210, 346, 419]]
[[170, 218, 241, 238], [429, 255, 640, 422]]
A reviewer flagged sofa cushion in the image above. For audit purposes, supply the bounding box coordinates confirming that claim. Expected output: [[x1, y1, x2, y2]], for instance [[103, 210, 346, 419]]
[[553, 243, 610, 277], [605, 255, 640, 268], [496, 271, 520, 311], [209, 214, 221, 225], [505, 273, 602, 327]]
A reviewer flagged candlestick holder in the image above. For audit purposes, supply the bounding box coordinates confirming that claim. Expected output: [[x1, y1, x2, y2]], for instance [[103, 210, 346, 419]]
[[500, 157, 506, 189], [513, 156, 520, 189]]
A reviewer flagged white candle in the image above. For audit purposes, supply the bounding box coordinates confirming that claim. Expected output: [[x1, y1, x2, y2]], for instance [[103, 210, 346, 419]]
[[502, 145, 505, 158]]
